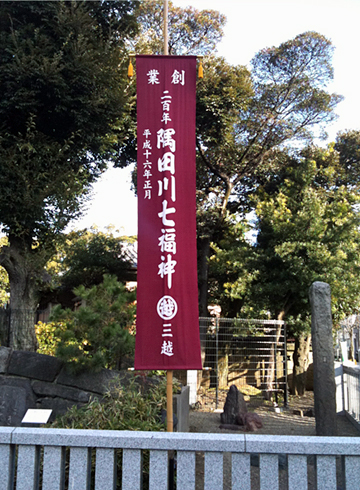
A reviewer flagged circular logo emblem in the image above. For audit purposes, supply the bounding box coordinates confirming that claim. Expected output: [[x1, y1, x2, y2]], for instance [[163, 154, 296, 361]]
[[157, 295, 178, 320]]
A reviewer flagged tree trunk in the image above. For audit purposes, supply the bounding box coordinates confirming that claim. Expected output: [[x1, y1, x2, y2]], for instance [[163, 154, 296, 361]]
[[198, 236, 211, 317], [218, 349, 229, 389], [0, 237, 39, 351], [265, 329, 277, 397], [292, 334, 311, 396], [349, 326, 355, 361]]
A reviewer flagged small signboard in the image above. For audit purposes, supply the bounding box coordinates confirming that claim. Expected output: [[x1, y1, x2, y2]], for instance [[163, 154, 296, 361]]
[[21, 409, 52, 425]]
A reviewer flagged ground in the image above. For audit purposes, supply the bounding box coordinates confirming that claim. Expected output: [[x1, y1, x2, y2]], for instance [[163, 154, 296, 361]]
[[189, 387, 359, 436]]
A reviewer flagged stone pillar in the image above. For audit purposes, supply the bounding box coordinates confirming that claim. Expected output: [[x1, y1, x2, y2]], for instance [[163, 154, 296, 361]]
[[187, 370, 198, 405], [309, 281, 337, 436]]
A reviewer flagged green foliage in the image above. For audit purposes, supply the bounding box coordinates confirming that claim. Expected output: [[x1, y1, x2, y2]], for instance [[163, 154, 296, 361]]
[[231, 320, 266, 338], [50, 375, 168, 431], [41, 275, 136, 372], [197, 31, 342, 222], [195, 56, 253, 236], [0, 1, 139, 348], [249, 32, 341, 143], [211, 141, 360, 335], [0, 1, 138, 240], [196, 57, 252, 148], [207, 219, 255, 317], [117, 1, 227, 166], [58, 228, 135, 288], [195, 31, 341, 316], [35, 321, 67, 357], [254, 147, 360, 327], [334, 130, 360, 187], [40, 227, 136, 307], [0, 237, 9, 307], [132, 0, 226, 55], [49, 374, 172, 489]]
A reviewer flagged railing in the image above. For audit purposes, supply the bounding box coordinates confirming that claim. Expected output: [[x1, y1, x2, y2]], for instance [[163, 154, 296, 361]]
[[2, 427, 360, 489], [342, 363, 360, 428]]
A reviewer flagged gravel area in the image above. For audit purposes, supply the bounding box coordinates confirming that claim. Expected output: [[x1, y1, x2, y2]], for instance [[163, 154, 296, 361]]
[[190, 389, 359, 437]]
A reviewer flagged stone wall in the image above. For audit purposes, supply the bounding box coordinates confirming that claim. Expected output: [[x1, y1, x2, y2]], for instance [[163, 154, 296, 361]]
[[0, 347, 189, 430]]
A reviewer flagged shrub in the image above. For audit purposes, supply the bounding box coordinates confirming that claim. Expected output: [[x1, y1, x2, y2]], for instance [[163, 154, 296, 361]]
[[50, 374, 172, 431], [49, 374, 178, 489], [37, 274, 136, 372], [35, 321, 67, 357]]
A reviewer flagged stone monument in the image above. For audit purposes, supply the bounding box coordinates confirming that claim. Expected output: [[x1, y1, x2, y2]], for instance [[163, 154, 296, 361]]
[[220, 384, 247, 425], [309, 281, 337, 436], [0, 386, 27, 426]]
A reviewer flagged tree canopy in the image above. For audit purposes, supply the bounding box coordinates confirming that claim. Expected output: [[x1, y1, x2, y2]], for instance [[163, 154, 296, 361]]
[[0, 1, 138, 350], [0, 1, 137, 240], [195, 31, 342, 314], [117, 0, 227, 167], [132, 0, 226, 55], [40, 227, 136, 309], [38, 274, 136, 372], [197, 32, 342, 217], [210, 139, 360, 327], [208, 138, 360, 394]]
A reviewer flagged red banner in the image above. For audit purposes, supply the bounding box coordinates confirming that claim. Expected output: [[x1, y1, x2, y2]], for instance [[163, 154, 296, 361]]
[[135, 55, 202, 370]]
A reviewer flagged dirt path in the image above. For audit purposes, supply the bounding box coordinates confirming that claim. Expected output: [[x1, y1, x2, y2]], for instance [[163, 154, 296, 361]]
[[190, 389, 359, 437]]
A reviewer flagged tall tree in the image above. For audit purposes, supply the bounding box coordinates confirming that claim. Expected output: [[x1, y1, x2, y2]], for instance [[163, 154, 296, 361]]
[[251, 144, 360, 323], [196, 32, 342, 315], [334, 130, 360, 187], [132, 0, 226, 55], [40, 227, 136, 309], [211, 141, 360, 394], [0, 1, 138, 350]]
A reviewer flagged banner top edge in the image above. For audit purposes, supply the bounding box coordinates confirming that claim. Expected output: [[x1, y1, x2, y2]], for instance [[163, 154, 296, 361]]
[[135, 55, 198, 59]]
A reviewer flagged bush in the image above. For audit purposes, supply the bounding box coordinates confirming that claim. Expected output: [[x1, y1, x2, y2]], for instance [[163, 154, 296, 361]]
[[50, 374, 172, 431], [49, 374, 178, 489], [37, 275, 136, 372], [35, 321, 67, 357]]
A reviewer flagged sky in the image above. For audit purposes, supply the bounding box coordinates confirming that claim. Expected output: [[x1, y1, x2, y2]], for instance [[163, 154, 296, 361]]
[[69, 0, 360, 237]]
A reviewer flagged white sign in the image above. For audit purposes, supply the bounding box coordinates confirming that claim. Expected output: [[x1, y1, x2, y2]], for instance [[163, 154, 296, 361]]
[[22, 409, 52, 425]]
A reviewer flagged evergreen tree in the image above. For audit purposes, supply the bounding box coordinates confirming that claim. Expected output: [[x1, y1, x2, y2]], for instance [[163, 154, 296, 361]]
[[0, 1, 138, 350], [211, 141, 360, 393], [196, 32, 342, 315], [38, 274, 136, 372], [40, 227, 136, 309]]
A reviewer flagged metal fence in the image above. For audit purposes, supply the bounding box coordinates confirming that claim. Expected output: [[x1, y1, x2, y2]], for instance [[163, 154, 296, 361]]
[[342, 364, 360, 426], [200, 317, 287, 406]]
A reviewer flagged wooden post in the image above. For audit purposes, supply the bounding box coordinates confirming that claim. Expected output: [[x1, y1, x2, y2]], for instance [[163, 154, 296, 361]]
[[167, 368, 174, 488], [166, 370, 173, 432]]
